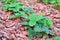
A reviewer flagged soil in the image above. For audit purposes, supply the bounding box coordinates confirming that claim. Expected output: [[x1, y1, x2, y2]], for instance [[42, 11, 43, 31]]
[[0, 0, 60, 40]]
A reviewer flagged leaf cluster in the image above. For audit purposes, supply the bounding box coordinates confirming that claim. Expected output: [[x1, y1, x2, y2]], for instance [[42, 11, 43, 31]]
[[21, 14, 54, 40], [2, 0, 54, 40], [42, 0, 60, 9], [2, 0, 34, 19]]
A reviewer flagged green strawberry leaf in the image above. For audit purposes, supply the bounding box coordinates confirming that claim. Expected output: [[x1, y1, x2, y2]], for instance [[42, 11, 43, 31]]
[[19, 11, 28, 19], [21, 22, 28, 25], [34, 25, 41, 32], [29, 20, 36, 26], [15, 13, 21, 18], [54, 36, 60, 40], [29, 14, 38, 21], [23, 7, 34, 13], [46, 20, 54, 28]]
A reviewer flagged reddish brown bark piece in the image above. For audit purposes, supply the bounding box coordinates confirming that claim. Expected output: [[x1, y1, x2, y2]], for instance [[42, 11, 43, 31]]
[[22, 30, 28, 35], [4, 20, 15, 27], [54, 14, 60, 18], [37, 0, 42, 3]]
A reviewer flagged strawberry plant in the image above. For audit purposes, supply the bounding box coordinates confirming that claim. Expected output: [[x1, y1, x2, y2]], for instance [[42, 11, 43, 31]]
[[2, 0, 24, 12], [21, 14, 54, 40], [42, 0, 60, 9], [2, 0, 34, 19], [2, 0, 54, 40], [1, 0, 18, 4]]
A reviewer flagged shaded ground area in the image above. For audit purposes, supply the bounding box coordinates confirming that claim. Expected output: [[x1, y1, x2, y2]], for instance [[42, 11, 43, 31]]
[[0, 0, 60, 40]]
